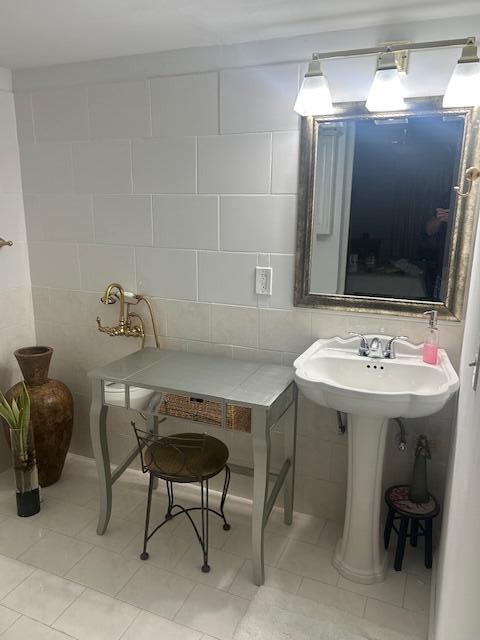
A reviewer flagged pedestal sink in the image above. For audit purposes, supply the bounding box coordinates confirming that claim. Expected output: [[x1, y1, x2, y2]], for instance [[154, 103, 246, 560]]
[[294, 335, 459, 584]]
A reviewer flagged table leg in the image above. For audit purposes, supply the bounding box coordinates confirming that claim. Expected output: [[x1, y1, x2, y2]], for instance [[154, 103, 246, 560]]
[[90, 379, 111, 535], [283, 386, 298, 525], [251, 406, 270, 586]]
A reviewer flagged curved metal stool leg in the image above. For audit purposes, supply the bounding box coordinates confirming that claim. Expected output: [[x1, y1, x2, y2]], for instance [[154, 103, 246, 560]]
[[220, 465, 231, 531], [140, 473, 154, 560], [201, 479, 210, 573], [165, 480, 174, 520]]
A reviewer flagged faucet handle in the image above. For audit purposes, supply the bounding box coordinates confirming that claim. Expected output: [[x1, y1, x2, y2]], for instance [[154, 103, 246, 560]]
[[384, 335, 409, 359], [348, 332, 369, 356]]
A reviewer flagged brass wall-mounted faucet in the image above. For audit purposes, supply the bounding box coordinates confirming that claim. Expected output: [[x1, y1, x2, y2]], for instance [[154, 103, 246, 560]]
[[97, 282, 160, 348]]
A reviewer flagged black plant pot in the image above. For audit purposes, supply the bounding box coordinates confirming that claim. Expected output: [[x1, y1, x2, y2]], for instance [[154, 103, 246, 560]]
[[16, 487, 40, 517]]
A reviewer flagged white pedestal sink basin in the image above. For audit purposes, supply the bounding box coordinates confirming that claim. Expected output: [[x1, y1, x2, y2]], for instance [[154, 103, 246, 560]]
[[294, 335, 459, 584]]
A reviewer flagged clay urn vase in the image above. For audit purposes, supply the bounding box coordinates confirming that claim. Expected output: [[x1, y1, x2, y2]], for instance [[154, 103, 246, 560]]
[[6, 346, 73, 487]]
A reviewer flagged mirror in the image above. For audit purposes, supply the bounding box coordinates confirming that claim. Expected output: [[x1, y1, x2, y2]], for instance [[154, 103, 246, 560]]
[[295, 99, 480, 319]]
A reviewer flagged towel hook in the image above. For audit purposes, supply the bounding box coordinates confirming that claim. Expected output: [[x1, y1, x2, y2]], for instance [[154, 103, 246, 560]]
[[454, 166, 480, 198], [0, 238, 13, 248]]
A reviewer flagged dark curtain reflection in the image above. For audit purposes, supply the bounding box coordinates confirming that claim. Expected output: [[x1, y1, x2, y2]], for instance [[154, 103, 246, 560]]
[[347, 116, 463, 300]]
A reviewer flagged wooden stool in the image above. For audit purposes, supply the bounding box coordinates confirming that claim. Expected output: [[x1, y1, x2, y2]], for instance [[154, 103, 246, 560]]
[[384, 484, 440, 571]]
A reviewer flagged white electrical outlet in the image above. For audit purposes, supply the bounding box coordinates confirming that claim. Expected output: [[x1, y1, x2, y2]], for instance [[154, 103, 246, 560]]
[[255, 267, 273, 295]]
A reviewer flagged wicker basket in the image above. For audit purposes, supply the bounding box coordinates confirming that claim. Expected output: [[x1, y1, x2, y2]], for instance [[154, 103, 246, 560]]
[[157, 394, 251, 432]]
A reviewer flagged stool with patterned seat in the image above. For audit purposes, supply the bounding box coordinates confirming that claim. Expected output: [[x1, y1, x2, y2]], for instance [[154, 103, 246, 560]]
[[384, 484, 440, 571]]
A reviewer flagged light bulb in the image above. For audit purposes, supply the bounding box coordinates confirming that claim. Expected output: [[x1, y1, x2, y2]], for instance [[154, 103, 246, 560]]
[[366, 68, 406, 112], [443, 44, 480, 108], [294, 58, 334, 116]]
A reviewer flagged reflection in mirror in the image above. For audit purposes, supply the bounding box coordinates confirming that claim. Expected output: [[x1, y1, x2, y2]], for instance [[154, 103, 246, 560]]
[[310, 114, 465, 301]]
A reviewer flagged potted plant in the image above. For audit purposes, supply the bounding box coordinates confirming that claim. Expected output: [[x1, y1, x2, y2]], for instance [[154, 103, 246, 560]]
[[0, 383, 40, 516]]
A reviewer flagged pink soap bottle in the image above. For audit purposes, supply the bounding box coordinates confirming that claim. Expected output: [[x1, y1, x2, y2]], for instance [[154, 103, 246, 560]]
[[423, 310, 439, 365]]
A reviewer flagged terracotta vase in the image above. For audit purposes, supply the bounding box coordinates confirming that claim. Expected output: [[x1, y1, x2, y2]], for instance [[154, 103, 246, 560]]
[[6, 347, 74, 487]]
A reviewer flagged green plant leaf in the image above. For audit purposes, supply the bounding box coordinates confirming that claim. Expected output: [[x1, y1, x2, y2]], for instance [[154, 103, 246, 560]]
[[0, 390, 16, 426], [0, 404, 15, 429], [11, 397, 20, 424], [19, 383, 30, 434]]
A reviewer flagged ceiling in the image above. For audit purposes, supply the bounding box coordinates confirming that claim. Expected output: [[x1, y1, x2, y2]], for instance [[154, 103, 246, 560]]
[[1, 0, 480, 69]]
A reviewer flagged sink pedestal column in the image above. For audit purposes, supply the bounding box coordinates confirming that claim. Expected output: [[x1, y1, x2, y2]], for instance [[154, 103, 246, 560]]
[[333, 414, 389, 584]]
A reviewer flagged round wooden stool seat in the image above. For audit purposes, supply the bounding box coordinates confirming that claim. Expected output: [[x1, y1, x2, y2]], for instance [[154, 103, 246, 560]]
[[384, 484, 440, 572], [385, 485, 440, 519], [144, 432, 229, 482]]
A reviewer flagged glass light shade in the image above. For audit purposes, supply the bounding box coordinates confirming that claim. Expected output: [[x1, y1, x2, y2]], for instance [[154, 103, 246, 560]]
[[365, 67, 407, 112], [443, 60, 480, 107], [294, 74, 334, 116]]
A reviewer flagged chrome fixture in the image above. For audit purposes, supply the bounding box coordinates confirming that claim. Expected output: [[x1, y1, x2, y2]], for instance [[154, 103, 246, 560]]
[[349, 332, 408, 359], [384, 336, 409, 359], [295, 37, 480, 116], [0, 237, 13, 248], [97, 282, 161, 349]]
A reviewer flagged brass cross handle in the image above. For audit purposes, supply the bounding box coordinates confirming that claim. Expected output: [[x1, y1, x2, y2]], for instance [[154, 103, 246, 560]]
[[0, 238, 13, 248], [454, 167, 480, 198]]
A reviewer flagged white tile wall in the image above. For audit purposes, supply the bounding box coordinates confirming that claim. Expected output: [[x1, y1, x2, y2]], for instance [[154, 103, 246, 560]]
[[88, 81, 150, 140], [32, 87, 89, 142], [135, 247, 197, 299], [220, 195, 296, 253], [197, 133, 271, 194], [0, 76, 35, 472], [211, 305, 259, 348], [272, 131, 300, 194], [78, 244, 135, 292], [19, 143, 73, 193], [198, 251, 258, 306], [132, 138, 195, 194], [153, 195, 218, 250], [73, 141, 132, 193], [25, 195, 93, 243], [150, 72, 218, 137], [13, 52, 463, 519], [269, 254, 295, 309], [29, 242, 81, 289], [220, 64, 300, 133], [93, 195, 152, 246]]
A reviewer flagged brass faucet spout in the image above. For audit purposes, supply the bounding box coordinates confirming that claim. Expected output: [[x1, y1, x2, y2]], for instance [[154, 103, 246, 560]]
[[100, 283, 126, 327]]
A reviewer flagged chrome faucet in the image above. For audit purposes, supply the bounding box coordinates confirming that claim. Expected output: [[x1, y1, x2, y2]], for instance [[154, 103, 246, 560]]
[[384, 335, 409, 359], [348, 333, 408, 359]]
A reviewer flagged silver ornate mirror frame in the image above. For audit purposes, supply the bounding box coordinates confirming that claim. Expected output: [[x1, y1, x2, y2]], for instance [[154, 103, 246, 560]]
[[294, 98, 480, 320]]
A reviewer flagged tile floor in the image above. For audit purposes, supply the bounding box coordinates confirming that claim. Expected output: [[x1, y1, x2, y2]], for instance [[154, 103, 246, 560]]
[[0, 455, 430, 640]]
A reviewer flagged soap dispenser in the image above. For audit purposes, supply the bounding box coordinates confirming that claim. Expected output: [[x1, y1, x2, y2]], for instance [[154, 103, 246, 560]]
[[423, 310, 439, 365]]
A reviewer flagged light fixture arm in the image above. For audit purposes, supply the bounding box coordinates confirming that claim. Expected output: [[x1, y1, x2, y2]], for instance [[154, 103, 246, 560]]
[[310, 37, 476, 63]]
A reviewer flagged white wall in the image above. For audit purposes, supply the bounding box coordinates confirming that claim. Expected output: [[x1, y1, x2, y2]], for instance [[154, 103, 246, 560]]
[[12, 14, 478, 518], [0, 67, 35, 471]]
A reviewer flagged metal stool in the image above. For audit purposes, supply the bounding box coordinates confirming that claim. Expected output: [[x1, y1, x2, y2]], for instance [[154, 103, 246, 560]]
[[384, 484, 440, 571], [132, 423, 231, 573]]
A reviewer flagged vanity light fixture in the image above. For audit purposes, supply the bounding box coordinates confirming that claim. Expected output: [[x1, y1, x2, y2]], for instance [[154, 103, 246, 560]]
[[295, 37, 479, 115], [443, 39, 480, 107], [294, 55, 334, 116], [365, 48, 408, 112]]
